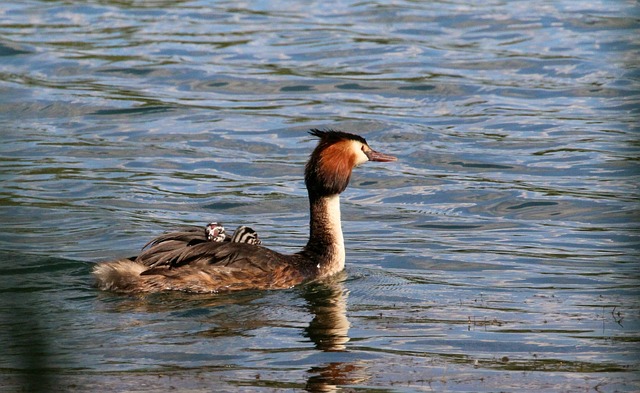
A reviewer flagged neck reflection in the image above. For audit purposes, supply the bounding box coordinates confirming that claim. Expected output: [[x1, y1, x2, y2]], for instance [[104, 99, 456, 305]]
[[302, 273, 369, 392], [302, 272, 350, 351]]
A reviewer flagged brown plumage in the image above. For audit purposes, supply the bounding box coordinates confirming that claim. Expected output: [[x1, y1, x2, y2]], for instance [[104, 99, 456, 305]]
[[93, 129, 396, 294]]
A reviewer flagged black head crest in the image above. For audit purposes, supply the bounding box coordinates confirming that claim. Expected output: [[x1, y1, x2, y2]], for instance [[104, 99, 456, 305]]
[[308, 129, 367, 145]]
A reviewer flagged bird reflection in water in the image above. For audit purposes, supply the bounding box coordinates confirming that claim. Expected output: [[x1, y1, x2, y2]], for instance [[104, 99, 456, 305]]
[[301, 272, 368, 391]]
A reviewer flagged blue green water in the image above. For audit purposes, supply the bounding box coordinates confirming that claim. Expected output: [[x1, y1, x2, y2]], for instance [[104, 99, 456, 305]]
[[1, 1, 639, 391]]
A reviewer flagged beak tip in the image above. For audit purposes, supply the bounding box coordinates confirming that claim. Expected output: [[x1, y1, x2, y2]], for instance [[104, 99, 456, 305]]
[[367, 150, 398, 162]]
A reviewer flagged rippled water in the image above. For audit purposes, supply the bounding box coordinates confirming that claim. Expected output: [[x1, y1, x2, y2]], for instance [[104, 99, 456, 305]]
[[1, 1, 639, 391]]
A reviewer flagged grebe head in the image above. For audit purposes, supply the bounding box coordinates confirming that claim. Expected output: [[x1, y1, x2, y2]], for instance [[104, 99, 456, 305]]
[[305, 129, 397, 197], [205, 222, 226, 242]]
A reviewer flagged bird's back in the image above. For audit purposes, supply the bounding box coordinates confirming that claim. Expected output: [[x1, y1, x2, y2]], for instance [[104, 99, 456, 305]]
[[94, 228, 308, 293]]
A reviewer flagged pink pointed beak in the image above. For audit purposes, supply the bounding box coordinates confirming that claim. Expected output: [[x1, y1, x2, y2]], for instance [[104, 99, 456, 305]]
[[366, 149, 397, 162]]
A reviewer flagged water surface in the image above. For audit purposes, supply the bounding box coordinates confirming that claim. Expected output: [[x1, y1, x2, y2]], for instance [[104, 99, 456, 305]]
[[1, 1, 639, 391]]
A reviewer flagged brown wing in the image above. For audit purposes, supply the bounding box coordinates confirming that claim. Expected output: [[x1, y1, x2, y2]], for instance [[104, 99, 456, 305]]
[[129, 227, 311, 292], [138, 242, 308, 292], [136, 227, 213, 268], [140, 242, 286, 273]]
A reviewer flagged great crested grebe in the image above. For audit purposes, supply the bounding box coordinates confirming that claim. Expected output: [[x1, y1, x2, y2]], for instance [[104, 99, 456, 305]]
[[93, 129, 396, 293]]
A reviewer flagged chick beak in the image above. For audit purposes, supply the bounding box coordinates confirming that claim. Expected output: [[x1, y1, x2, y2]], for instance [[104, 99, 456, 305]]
[[365, 149, 397, 162]]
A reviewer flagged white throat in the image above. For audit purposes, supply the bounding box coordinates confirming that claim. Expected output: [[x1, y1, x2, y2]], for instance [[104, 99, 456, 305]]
[[325, 194, 345, 271]]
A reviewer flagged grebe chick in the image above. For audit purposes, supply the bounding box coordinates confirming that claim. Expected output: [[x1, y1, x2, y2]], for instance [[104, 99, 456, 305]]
[[204, 222, 260, 245], [230, 225, 261, 245], [205, 222, 226, 242], [93, 129, 396, 293]]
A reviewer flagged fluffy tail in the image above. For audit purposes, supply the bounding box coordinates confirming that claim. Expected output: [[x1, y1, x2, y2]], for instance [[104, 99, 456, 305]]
[[93, 259, 148, 293]]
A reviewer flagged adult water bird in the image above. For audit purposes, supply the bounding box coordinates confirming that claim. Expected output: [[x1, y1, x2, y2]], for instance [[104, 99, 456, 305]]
[[93, 129, 396, 293]]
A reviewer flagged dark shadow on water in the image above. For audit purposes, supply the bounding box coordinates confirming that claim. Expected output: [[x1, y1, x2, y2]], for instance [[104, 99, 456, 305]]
[[91, 105, 174, 116], [0, 252, 93, 391], [0, 291, 61, 392]]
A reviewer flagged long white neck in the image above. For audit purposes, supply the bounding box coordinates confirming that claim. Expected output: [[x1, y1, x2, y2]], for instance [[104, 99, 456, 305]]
[[304, 194, 346, 276]]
